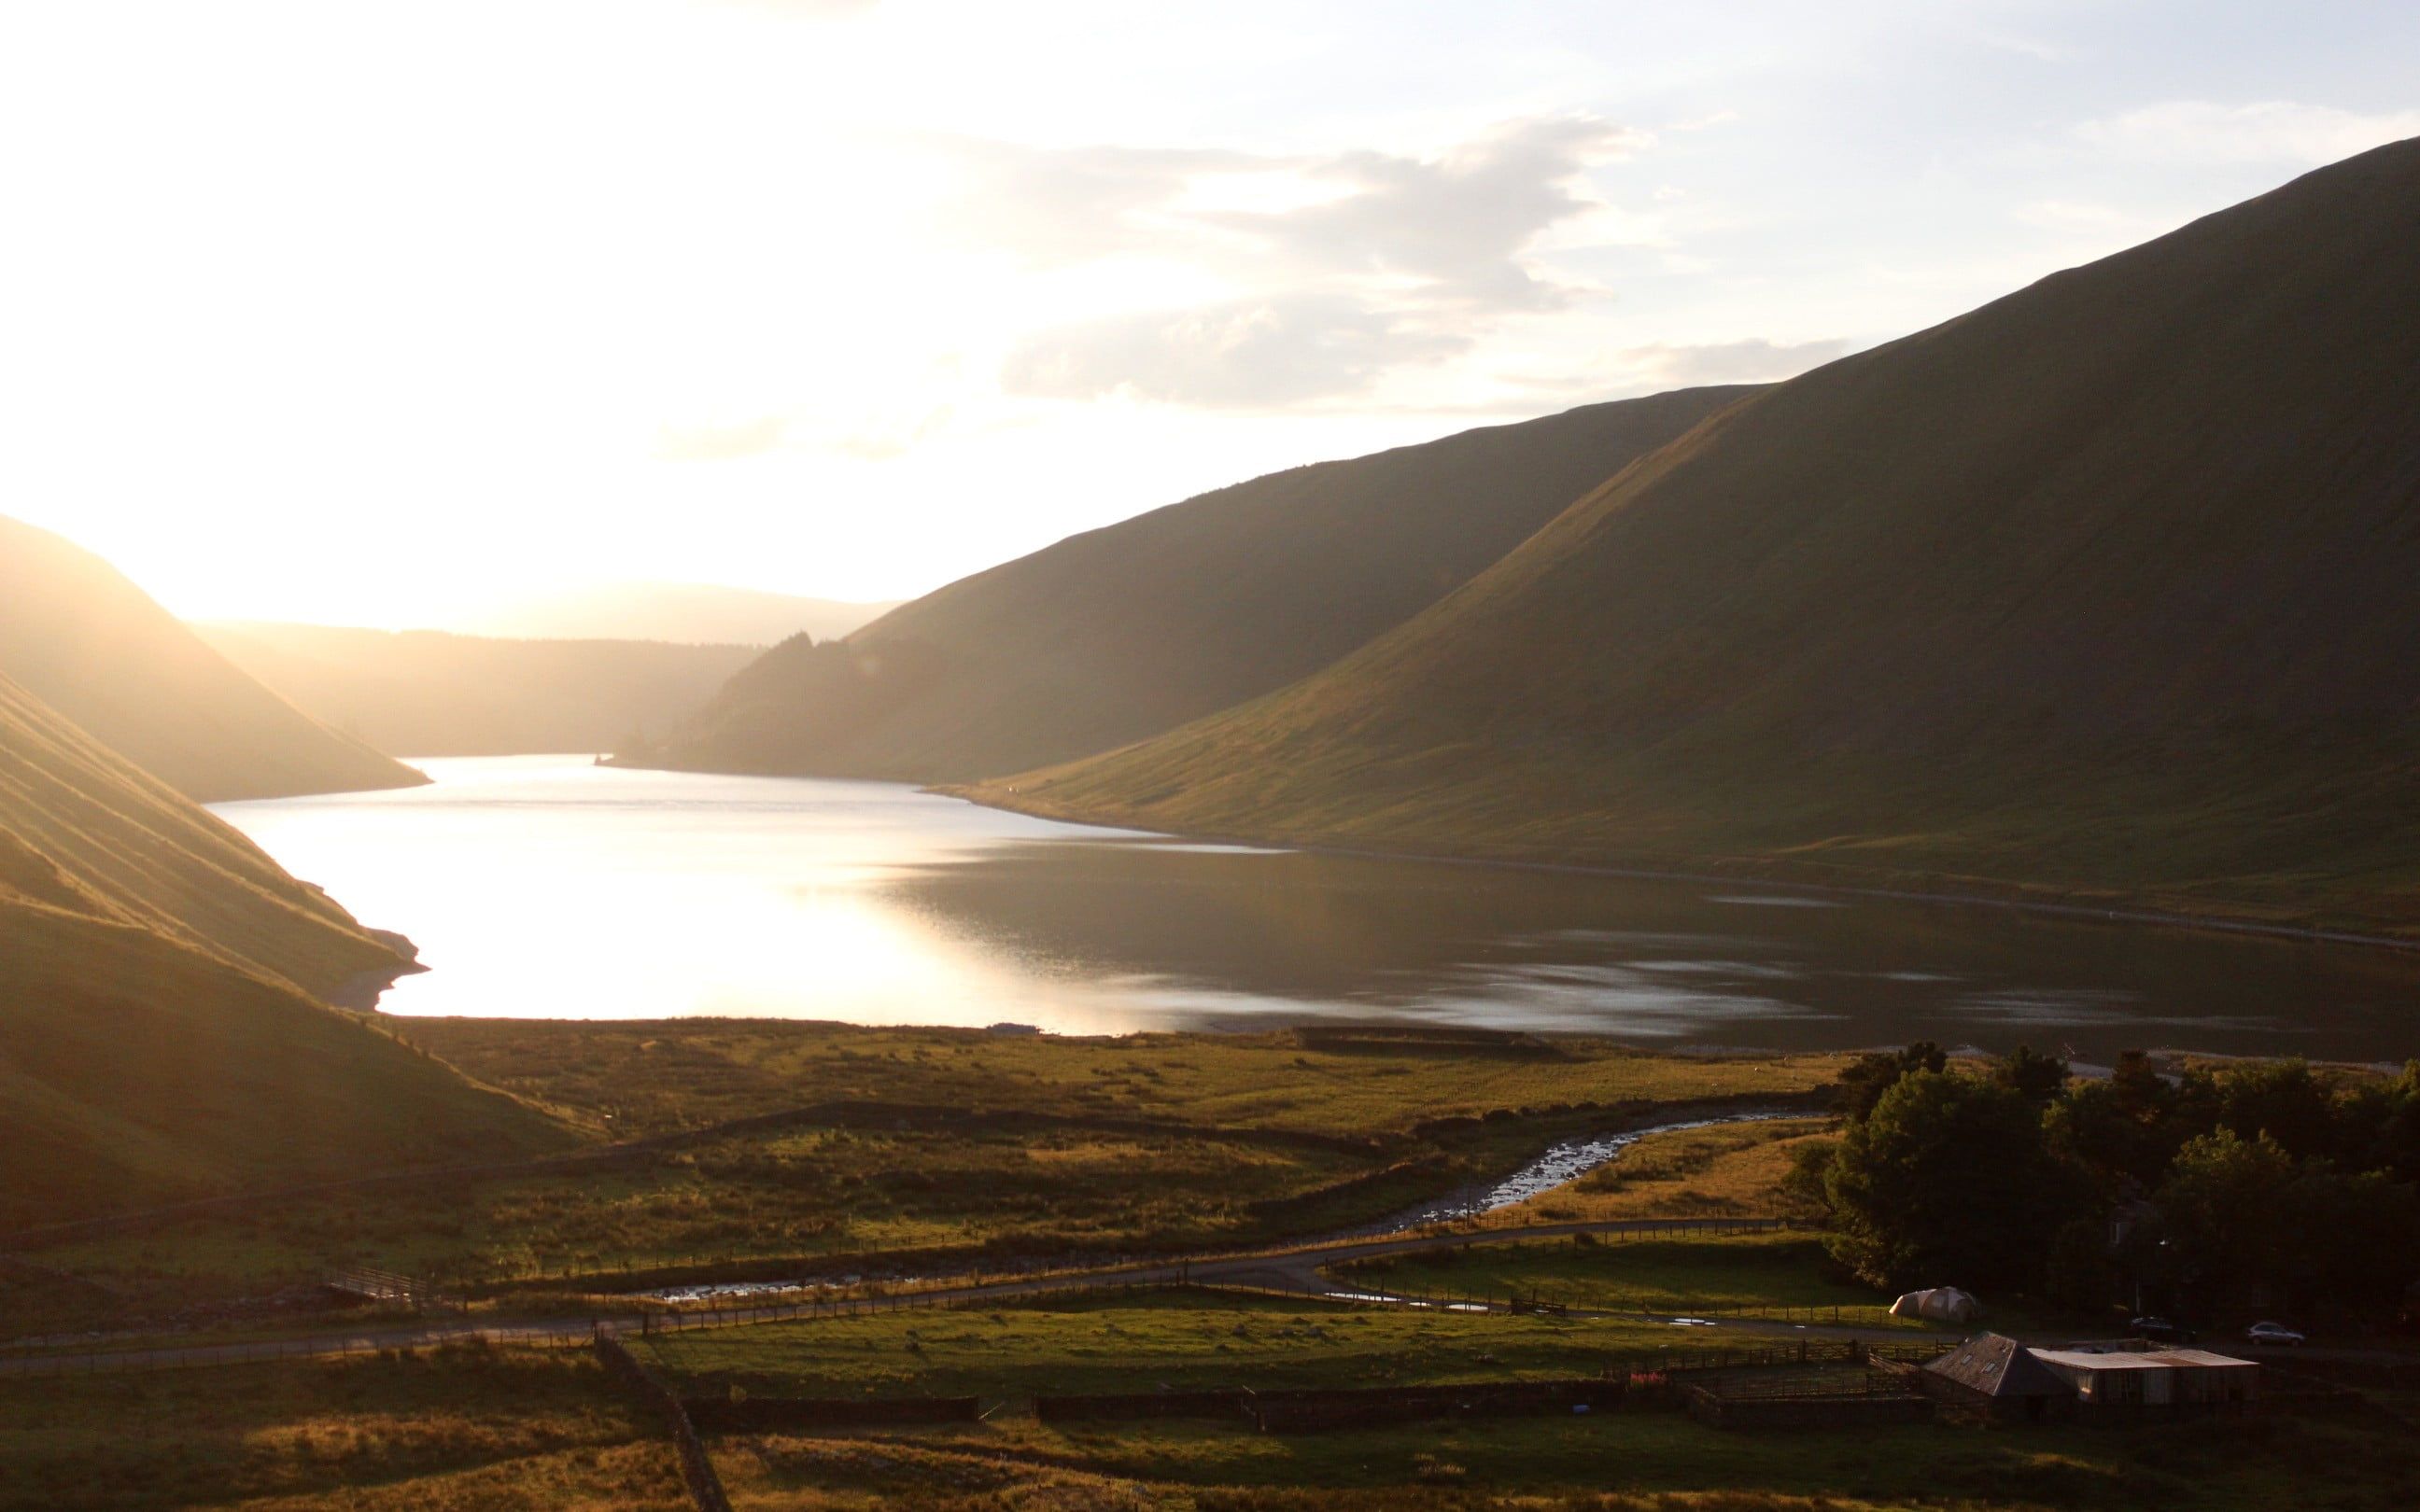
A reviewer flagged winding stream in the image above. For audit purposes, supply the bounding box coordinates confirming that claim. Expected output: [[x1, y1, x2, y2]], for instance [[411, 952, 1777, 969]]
[[1373, 1111, 1810, 1231], [625, 1109, 1809, 1304]]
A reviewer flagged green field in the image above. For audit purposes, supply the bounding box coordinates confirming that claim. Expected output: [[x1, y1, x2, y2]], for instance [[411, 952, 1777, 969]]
[[0, 1342, 681, 1512], [632, 1290, 2416, 1511], [638, 1287, 1688, 1399], [6, 1272, 2414, 1509], [1337, 1230, 1925, 1326], [11, 1026, 1840, 1342], [394, 1019, 1842, 1141]]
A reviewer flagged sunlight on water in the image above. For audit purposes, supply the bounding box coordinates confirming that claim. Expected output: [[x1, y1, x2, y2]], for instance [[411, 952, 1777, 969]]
[[216, 757, 1166, 1030], [214, 756, 2420, 1057]]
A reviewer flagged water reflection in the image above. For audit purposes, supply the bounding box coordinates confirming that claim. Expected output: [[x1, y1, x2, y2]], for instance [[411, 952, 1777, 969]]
[[214, 756, 2420, 1060]]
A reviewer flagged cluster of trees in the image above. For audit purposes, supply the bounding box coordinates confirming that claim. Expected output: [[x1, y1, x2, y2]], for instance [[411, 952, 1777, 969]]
[[1797, 1045, 2420, 1324]]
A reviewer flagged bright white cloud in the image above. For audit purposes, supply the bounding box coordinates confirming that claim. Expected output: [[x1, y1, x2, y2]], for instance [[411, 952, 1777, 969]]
[[2075, 100, 2420, 166], [989, 116, 1639, 407], [1003, 296, 1469, 408]]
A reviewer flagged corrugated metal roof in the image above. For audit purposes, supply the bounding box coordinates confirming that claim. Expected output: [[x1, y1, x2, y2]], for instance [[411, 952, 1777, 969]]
[[1921, 1333, 2074, 1397], [2031, 1349, 2257, 1371]]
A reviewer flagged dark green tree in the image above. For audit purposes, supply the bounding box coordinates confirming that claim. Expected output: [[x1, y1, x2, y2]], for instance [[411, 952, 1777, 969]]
[[2151, 1128, 2297, 1312], [2045, 1076, 2185, 1191], [1993, 1044, 2071, 1105], [2209, 1059, 2338, 1162], [2153, 1128, 2420, 1319], [1823, 1071, 2089, 1292], [1780, 1138, 1839, 1217], [1836, 1040, 1951, 1123], [2107, 1050, 2170, 1117]]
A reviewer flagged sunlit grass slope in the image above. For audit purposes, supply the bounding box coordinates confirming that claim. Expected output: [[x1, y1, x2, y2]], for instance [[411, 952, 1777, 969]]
[[197, 621, 761, 758], [0, 673, 405, 995], [0, 514, 423, 801], [984, 139, 2420, 936], [0, 904, 565, 1226], [0, 674, 567, 1225], [649, 385, 1759, 782]]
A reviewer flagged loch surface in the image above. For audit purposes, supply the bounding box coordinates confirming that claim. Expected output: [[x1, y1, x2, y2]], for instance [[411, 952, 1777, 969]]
[[215, 755, 2420, 1059]]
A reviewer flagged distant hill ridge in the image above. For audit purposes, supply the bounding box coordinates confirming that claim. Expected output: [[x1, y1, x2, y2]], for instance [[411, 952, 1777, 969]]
[[0, 515, 425, 802], [467, 580, 898, 647], [642, 385, 1759, 782], [977, 138, 2420, 936], [197, 622, 763, 759]]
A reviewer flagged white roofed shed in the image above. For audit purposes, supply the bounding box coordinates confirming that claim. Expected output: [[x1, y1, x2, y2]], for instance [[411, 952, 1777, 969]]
[[2028, 1348, 2259, 1411]]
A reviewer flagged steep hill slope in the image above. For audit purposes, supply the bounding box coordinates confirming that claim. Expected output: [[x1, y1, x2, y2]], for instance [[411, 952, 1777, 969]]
[[647, 385, 1757, 782], [0, 516, 425, 802], [197, 623, 762, 758], [981, 140, 2420, 935], [0, 673, 564, 1225]]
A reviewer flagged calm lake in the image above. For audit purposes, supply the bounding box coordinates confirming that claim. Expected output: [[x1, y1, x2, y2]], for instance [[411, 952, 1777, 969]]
[[215, 755, 2420, 1060]]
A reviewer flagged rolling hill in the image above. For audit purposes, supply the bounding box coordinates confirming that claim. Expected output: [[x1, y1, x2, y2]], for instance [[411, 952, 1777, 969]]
[[976, 139, 2420, 936], [0, 516, 425, 803], [643, 385, 1758, 782], [196, 623, 763, 758], [0, 672, 564, 1225]]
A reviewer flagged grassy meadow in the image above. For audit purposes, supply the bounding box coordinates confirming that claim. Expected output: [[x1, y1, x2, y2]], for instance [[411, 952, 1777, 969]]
[[6, 1290, 2414, 1511], [10, 1030, 2418, 1511], [1470, 1117, 1836, 1227], [636, 1287, 1688, 1399], [6, 1287, 2411, 1511], [389, 1019, 1842, 1141], [1337, 1230, 1922, 1326], [0, 1340, 682, 1512], [647, 1287, 2420, 1509], [7, 1025, 1842, 1341]]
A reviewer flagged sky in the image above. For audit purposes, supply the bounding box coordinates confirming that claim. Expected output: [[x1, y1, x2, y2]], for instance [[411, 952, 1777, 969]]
[[3, 1, 2414, 628]]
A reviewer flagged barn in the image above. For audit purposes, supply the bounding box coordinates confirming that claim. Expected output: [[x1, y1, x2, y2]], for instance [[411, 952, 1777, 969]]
[[2028, 1347, 2260, 1421], [1916, 1333, 2076, 1421]]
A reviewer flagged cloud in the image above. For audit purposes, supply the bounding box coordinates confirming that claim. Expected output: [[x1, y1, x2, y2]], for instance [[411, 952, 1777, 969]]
[[1001, 297, 1467, 409], [1977, 31, 2065, 63], [936, 117, 1640, 311], [1221, 117, 1648, 313], [707, 0, 880, 18], [931, 141, 1262, 265], [968, 116, 1643, 407], [1615, 337, 1855, 387], [654, 413, 790, 462], [2075, 101, 2420, 166]]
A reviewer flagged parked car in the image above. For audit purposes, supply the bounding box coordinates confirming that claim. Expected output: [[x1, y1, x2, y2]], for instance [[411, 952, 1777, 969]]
[[2244, 1321, 2307, 1347], [2129, 1316, 2200, 1344]]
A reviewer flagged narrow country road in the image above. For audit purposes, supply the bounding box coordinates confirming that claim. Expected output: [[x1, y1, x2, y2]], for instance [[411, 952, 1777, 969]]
[[0, 1216, 1906, 1379]]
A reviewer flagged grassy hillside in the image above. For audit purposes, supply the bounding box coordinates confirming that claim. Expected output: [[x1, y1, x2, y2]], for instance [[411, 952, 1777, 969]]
[[0, 516, 424, 802], [646, 385, 1757, 782], [978, 140, 2420, 937], [0, 674, 405, 996], [197, 622, 761, 758], [0, 673, 566, 1225], [0, 903, 562, 1226]]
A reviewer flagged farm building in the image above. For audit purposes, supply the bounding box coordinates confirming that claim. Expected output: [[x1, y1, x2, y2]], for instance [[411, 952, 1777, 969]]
[[1916, 1334, 2076, 1421], [2029, 1347, 2259, 1421], [1913, 1335, 2261, 1424]]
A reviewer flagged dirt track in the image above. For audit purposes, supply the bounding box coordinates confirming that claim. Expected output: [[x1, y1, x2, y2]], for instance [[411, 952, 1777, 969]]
[[0, 1215, 1899, 1379]]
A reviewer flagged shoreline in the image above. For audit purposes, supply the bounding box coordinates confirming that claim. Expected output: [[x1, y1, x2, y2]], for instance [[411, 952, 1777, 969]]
[[947, 786, 2420, 958]]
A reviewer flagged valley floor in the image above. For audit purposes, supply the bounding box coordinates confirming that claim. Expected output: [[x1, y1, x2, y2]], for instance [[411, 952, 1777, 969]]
[[7, 1024, 2414, 1509]]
